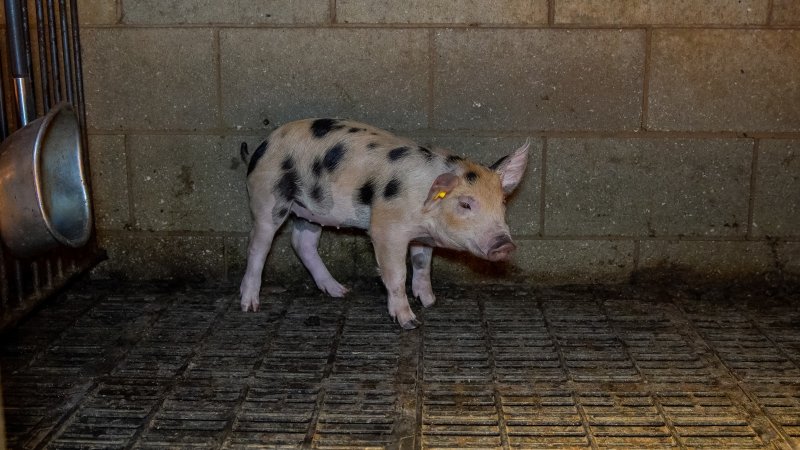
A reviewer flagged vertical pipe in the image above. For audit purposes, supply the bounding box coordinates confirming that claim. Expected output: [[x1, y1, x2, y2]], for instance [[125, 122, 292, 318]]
[[19, 0, 38, 117], [58, 0, 74, 105], [35, 0, 52, 111], [69, 0, 87, 140], [14, 260, 23, 306], [4, 0, 35, 126], [0, 48, 9, 140], [0, 247, 8, 310], [32, 261, 40, 297], [46, 0, 61, 103]]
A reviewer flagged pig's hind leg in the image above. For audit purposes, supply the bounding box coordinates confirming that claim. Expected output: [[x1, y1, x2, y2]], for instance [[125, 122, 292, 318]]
[[410, 244, 436, 307], [240, 193, 287, 312], [291, 218, 349, 297]]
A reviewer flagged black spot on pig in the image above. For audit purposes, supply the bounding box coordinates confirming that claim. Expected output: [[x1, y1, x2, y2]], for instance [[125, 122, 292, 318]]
[[281, 156, 294, 171], [383, 179, 401, 200], [276, 166, 301, 202], [323, 143, 347, 172], [272, 205, 290, 224], [311, 118, 344, 138], [418, 146, 433, 161], [312, 157, 323, 177], [311, 184, 323, 202], [367, 142, 379, 149], [447, 154, 464, 164], [411, 252, 427, 270], [247, 140, 269, 175], [465, 171, 479, 184], [357, 179, 376, 205], [388, 146, 410, 161]]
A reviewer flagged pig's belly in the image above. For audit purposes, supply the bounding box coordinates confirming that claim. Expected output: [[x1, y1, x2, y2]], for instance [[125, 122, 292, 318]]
[[290, 202, 370, 230]]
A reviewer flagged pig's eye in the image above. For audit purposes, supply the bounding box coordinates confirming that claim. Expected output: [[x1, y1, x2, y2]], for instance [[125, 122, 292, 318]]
[[459, 201, 471, 210]]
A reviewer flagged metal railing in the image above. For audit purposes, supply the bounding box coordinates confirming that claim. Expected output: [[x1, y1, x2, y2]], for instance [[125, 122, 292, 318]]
[[0, 0, 102, 331]]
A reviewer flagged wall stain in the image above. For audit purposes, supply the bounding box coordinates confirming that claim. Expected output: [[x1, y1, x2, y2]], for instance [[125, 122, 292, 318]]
[[175, 165, 195, 197]]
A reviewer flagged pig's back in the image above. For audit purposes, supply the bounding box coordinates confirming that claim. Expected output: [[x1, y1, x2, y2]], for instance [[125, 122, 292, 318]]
[[249, 118, 455, 229]]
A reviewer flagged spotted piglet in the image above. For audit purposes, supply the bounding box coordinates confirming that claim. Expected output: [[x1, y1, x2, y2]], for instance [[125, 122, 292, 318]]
[[239, 118, 528, 329]]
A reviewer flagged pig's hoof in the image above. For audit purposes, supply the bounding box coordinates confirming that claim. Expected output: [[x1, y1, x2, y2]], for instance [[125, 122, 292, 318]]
[[318, 278, 349, 298], [240, 296, 260, 312], [401, 317, 421, 330], [418, 293, 436, 308], [412, 281, 436, 308]]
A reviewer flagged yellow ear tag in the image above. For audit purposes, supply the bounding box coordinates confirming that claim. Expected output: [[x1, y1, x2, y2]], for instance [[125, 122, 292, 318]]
[[436, 191, 447, 199]]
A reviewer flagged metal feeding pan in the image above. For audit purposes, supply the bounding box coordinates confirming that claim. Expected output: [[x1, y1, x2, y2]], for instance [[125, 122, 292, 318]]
[[0, 102, 91, 258]]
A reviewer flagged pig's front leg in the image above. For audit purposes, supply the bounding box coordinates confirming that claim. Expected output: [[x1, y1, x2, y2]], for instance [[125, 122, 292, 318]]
[[372, 231, 419, 330], [409, 244, 436, 307]]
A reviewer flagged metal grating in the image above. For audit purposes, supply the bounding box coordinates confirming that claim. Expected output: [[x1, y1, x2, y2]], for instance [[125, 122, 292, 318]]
[[1, 281, 799, 448]]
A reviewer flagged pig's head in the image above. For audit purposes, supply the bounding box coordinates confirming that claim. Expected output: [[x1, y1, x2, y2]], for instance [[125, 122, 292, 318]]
[[421, 142, 529, 261]]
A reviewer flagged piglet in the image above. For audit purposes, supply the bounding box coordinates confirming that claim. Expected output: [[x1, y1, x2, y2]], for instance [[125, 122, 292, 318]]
[[240, 118, 528, 329]]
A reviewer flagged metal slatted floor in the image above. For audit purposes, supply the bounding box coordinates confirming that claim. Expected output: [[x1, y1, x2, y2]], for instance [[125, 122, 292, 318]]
[[1, 280, 799, 449]]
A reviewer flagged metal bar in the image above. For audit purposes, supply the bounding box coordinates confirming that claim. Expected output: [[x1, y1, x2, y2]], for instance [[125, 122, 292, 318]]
[[46, 0, 61, 103], [5, 0, 35, 126], [69, 0, 87, 140], [19, 0, 38, 117], [14, 260, 23, 306], [35, 0, 52, 111], [45, 255, 53, 289], [0, 48, 9, 140], [0, 247, 8, 310], [58, 0, 73, 105], [32, 260, 40, 297]]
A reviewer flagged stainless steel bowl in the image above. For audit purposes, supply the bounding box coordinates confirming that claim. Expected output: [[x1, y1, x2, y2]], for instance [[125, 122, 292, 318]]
[[0, 102, 92, 258]]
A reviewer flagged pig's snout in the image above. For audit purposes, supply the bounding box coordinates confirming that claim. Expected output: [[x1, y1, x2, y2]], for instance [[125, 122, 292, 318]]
[[487, 234, 516, 261]]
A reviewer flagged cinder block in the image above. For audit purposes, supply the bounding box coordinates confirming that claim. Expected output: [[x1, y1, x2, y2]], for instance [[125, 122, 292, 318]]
[[87, 134, 129, 230], [427, 239, 633, 284], [421, 135, 542, 235], [82, 28, 217, 131], [753, 140, 800, 238], [93, 232, 225, 280], [433, 29, 644, 131], [638, 240, 775, 280], [79, 0, 118, 24], [546, 139, 752, 237], [517, 239, 635, 284], [649, 30, 800, 132], [121, 0, 329, 25], [220, 29, 429, 131], [773, 0, 800, 24], [555, 0, 768, 25], [337, 0, 547, 24], [128, 135, 250, 232]]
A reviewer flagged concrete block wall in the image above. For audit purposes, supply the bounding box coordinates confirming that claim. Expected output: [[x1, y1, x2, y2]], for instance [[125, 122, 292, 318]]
[[80, 0, 800, 285]]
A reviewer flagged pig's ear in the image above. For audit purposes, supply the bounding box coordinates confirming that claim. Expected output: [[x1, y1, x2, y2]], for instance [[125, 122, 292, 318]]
[[490, 140, 529, 194], [423, 173, 460, 212]]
